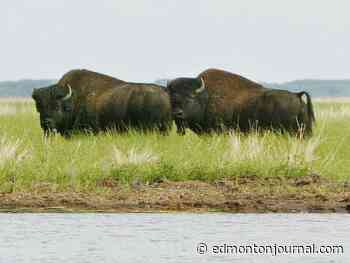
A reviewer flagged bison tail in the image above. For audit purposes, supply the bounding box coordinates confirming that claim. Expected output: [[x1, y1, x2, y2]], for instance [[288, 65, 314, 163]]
[[298, 91, 315, 123], [297, 91, 316, 136]]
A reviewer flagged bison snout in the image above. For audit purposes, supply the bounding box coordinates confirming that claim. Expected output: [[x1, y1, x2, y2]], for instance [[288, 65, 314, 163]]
[[41, 118, 53, 126], [173, 109, 185, 119], [41, 118, 57, 131]]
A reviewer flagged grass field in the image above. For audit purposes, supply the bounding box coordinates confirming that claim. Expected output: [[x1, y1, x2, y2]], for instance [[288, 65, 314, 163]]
[[0, 97, 349, 194]]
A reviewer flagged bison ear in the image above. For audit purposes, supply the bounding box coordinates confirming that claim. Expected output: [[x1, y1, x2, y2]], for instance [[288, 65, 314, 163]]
[[194, 78, 206, 94]]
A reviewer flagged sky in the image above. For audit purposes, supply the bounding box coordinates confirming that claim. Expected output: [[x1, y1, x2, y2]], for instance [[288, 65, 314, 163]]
[[1, 0, 349, 82]]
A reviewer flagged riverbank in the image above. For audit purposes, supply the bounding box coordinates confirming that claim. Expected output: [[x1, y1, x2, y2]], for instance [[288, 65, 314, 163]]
[[0, 100, 349, 213], [1, 174, 349, 213]]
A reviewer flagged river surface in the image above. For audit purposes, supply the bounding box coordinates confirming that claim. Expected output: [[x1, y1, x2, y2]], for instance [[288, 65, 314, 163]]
[[0, 213, 348, 263]]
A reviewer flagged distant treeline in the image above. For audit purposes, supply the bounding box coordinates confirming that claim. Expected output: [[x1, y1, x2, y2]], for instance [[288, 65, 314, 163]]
[[0, 78, 349, 97], [0, 79, 56, 97], [263, 79, 350, 98]]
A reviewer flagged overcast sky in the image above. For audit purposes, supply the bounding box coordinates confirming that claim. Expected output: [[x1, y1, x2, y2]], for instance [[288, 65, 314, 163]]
[[1, 0, 349, 82]]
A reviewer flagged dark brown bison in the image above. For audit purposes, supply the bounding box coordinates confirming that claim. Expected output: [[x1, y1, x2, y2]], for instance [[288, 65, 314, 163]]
[[167, 68, 315, 136], [32, 69, 172, 136]]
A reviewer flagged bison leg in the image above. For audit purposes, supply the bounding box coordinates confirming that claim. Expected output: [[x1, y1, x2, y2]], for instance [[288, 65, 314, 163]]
[[175, 119, 186, 135], [157, 122, 170, 136]]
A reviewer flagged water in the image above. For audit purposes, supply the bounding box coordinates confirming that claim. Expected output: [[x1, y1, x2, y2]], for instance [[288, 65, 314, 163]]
[[0, 213, 349, 263]]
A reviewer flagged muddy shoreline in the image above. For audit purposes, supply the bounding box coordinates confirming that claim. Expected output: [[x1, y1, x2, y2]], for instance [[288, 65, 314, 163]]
[[1, 175, 350, 213]]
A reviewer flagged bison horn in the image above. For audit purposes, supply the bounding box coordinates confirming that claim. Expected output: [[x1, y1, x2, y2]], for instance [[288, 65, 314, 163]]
[[62, 84, 72, 101], [195, 78, 206, 93], [300, 92, 308, 104]]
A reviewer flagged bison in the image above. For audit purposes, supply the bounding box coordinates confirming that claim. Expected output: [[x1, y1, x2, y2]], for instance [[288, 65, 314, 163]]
[[32, 69, 172, 136], [167, 68, 315, 137]]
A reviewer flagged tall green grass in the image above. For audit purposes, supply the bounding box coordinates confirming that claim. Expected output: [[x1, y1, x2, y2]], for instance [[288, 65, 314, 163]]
[[0, 98, 349, 192]]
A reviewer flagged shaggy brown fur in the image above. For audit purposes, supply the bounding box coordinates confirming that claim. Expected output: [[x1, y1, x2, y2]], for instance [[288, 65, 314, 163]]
[[198, 69, 267, 129], [33, 69, 172, 136], [167, 68, 315, 135]]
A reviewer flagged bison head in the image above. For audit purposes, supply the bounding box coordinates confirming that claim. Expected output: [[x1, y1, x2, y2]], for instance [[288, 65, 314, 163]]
[[167, 77, 208, 134], [32, 84, 73, 136]]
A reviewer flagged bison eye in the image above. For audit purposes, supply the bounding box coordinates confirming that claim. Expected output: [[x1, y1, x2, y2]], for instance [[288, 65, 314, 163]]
[[63, 103, 71, 112], [49, 102, 59, 111]]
